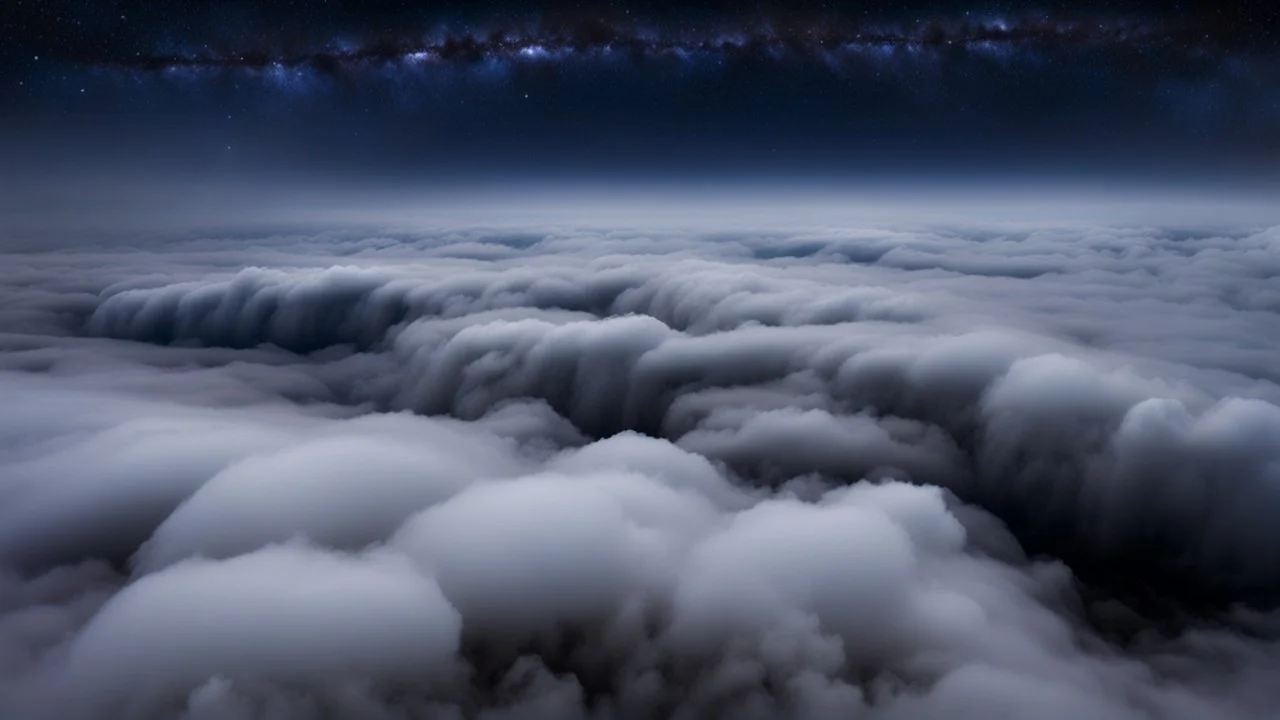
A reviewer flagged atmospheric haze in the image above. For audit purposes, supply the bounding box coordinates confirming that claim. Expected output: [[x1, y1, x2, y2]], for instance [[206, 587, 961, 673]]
[[1, 190, 1280, 719]]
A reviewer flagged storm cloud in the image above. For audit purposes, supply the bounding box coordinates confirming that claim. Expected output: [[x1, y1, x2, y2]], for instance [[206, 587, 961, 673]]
[[2, 199, 1280, 718]]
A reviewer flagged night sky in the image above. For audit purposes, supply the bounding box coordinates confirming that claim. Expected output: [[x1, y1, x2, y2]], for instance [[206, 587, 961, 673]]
[[3, 0, 1279, 182]]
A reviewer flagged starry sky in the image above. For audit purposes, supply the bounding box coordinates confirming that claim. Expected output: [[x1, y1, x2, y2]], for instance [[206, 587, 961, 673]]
[[2, 0, 1279, 183]]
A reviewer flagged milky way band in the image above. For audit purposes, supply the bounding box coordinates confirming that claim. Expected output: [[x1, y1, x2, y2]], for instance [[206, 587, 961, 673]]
[[83, 15, 1231, 76]]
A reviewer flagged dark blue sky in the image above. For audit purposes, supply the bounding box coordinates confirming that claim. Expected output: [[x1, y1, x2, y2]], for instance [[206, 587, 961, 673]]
[[2, 0, 1278, 183]]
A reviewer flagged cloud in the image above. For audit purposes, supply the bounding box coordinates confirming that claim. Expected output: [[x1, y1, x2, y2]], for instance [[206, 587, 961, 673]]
[[60, 543, 461, 718], [134, 416, 529, 573], [2, 202, 1280, 717]]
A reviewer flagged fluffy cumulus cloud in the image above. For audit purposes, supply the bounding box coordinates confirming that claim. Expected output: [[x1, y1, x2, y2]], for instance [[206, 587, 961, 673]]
[[1, 202, 1280, 718]]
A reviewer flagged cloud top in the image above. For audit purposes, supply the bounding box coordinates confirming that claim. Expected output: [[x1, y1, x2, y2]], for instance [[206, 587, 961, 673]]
[[1, 207, 1279, 718]]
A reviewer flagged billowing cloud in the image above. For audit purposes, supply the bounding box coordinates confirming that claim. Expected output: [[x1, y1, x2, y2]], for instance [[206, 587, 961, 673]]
[[2, 202, 1280, 718]]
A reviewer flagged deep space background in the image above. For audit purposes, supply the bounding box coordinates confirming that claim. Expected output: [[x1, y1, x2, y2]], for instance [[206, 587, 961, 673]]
[[4, 0, 1279, 185]]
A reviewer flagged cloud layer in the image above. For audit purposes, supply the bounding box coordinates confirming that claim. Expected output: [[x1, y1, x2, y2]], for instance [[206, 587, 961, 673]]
[[1, 206, 1279, 718]]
